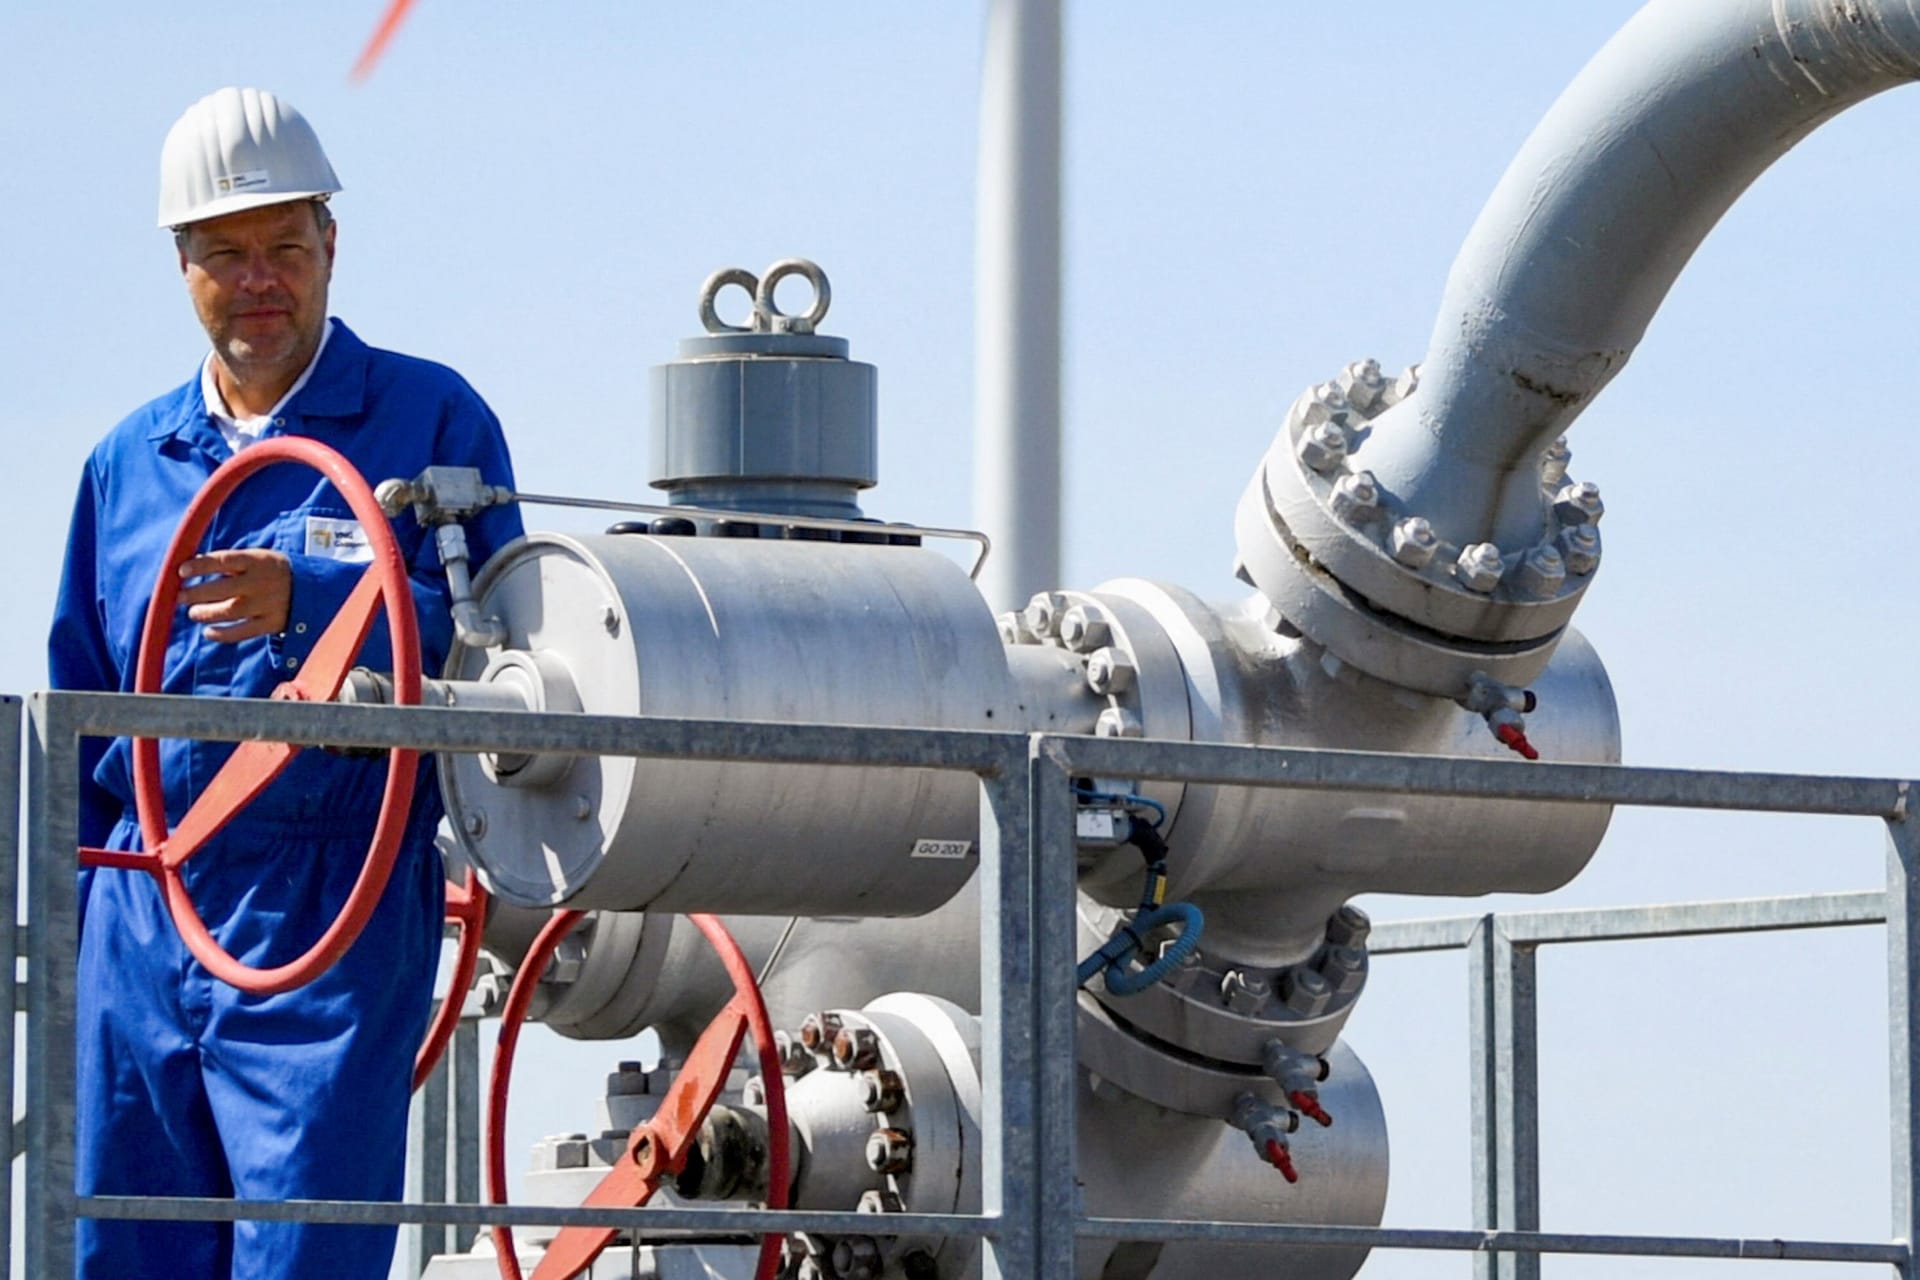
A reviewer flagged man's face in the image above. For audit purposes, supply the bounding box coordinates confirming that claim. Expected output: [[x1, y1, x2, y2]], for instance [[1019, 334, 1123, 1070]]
[[178, 201, 335, 379]]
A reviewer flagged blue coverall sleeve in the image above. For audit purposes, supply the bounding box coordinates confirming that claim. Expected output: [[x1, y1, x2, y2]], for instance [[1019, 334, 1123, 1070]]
[[273, 383, 522, 680], [48, 460, 125, 850]]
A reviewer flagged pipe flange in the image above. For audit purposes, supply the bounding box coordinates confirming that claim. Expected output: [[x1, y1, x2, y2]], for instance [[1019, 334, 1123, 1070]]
[[1240, 364, 1600, 650], [1003, 587, 1192, 852], [1234, 469, 1562, 697], [1076, 898, 1358, 1064]]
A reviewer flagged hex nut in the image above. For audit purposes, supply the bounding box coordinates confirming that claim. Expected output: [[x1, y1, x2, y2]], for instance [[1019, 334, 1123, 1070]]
[[537, 1134, 590, 1171], [1380, 363, 1420, 409], [1085, 647, 1136, 695], [775, 1030, 816, 1078], [1559, 524, 1601, 575], [798, 1011, 844, 1055], [1339, 358, 1387, 414], [1219, 969, 1271, 1015], [1327, 904, 1372, 949], [1023, 591, 1069, 639], [1319, 944, 1367, 997], [1553, 480, 1605, 526], [1298, 381, 1350, 428], [865, 1127, 914, 1175], [1456, 542, 1505, 593], [1541, 436, 1572, 488], [607, 1061, 653, 1097], [1059, 604, 1113, 653], [831, 1235, 884, 1280], [1095, 706, 1143, 739], [1282, 966, 1333, 1017], [1512, 543, 1567, 599], [546, 936, 585, 986], [996, 611, 1035, 645], [1390, 516, 1439, 568], [859, 1069, 905, 1115], [1295, 420, 1349, 474], [832, 1027, 881, 1072], [1328, 470, 1381, 523]]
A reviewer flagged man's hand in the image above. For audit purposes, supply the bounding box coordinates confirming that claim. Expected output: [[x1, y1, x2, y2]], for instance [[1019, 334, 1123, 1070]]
[[178, 549, 293, 642]]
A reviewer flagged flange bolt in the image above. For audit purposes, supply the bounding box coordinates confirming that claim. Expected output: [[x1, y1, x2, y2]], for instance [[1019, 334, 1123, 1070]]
[[1456, 542, 1504, 593], [798, 1012, 844, 1056], [832, 1027, 881, 1072], [1022, 591, 1069, 639], [1059, 605, 1113, 653], [1390, 516, 1438, 569], [1327, 904, 1371, 949], [1318, 944, 1367, 997], [1296, 421, 1349, 474], [1553, 480, 1605, 526], [1328, 470, 1380, 524], [830, 1236, 884, 1280], [1512, 544, 1566, 599], [1281, 966, 1332, 1017], [1085, 647, 1136, 695], [1541, 436, 1572, 488], [859, 1069, 905, 1115], [1558, 524, 1601, 576], [865, 1128, 914, 1175]]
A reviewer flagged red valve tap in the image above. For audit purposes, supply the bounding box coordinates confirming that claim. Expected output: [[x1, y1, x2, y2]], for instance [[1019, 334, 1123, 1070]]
[[1492, 722, 1539, 760], [1263, 1138, 1300, 1183], [1289, 1090, 1333, 1127]]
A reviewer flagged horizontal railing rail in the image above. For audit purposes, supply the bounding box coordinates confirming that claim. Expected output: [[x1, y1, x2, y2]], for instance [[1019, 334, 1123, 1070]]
[[14, 690, 1917, 1279]]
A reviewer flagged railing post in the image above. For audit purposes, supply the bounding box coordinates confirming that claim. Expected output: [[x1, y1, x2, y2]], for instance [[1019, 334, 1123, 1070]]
[[1469, 915, 1540, 1280], [979, 747, 1036, 1280], [0, 697, 20, 1275], [453, 1015, 483, 1253], [1887, 807, 1920, 1277], [1029, 739, 1080, 1278], [25, 693, 80, 1280], [404, 1051, 450, 1273]]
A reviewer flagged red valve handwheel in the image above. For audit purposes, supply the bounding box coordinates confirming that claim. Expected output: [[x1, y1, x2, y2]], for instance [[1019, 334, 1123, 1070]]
[[96, 435, 423, 996], [487, 913, 789, 1280], [414, 867, 490, 1093]]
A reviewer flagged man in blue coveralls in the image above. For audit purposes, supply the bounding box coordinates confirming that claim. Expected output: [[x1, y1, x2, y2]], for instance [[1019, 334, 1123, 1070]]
[[48, 87, 524, 1278]]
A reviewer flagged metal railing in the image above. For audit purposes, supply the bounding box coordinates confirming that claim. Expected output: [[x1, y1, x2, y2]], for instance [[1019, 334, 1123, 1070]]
[[11, 689, 1919, 1278]]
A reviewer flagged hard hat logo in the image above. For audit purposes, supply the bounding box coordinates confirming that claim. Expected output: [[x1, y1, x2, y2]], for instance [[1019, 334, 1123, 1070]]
[[215, 170, 272, 195], [158, 87, 340, 229]]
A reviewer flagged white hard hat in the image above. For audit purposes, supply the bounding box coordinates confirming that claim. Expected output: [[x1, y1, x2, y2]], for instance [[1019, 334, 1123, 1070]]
[[157, 87, 341, 229]]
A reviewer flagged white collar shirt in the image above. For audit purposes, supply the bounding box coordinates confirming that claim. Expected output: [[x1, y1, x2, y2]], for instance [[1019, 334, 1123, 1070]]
[[199, 317, 336, 455]]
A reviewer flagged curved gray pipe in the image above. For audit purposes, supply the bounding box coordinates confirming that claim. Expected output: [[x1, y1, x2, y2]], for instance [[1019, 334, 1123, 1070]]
[[1361, 0, 1920, 550]]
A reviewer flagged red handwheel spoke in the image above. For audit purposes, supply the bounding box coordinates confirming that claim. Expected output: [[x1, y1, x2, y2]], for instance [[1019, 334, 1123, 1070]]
[[288, 566, 386, 703], [533, 1003, 751, 1280], [159, 739, 301, 870], [491, 914, 788, 1280]]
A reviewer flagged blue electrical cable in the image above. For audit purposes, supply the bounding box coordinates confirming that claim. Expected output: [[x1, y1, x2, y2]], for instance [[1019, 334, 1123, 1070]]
[[1071, 795, 1203, 996], [1078, 901, 1203, 995]]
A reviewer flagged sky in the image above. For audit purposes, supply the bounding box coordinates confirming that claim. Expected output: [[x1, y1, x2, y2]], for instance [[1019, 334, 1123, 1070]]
[[4, 2, 1920, 1276]]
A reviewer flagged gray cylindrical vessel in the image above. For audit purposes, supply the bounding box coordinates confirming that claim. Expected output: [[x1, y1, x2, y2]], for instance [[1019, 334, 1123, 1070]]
[[442, 533, 1011, 915]]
